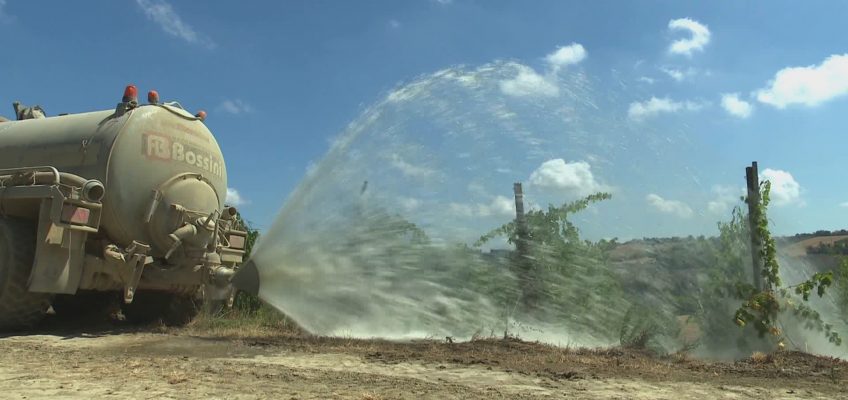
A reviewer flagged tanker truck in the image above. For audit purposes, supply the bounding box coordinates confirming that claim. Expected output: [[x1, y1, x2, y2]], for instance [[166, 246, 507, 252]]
[[0, 85, 247, 330]]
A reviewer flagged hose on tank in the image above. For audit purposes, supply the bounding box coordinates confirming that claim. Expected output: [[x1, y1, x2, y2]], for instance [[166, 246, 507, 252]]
[[0, 169, 104, 203]]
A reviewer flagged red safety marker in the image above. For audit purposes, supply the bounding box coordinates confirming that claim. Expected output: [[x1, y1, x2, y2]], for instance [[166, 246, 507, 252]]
[[148, 90, 160, 104], [122, 85, 139, 103]]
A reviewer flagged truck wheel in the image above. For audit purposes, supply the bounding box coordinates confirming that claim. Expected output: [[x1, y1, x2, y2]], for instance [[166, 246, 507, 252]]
[[0, 218, 52, 331]]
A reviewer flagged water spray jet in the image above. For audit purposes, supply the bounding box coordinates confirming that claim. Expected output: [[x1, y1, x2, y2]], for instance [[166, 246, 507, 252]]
[[234, 61, 847, 357]]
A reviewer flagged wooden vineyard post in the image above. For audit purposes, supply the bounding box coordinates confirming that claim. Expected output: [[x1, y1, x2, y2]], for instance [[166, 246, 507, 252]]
[[745, 162, 764, 291], [513, 182, 530, 265], [513, 182, 537, 309]]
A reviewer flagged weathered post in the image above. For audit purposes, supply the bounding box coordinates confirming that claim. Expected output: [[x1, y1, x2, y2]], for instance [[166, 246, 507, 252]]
[[513, 182, 527, 239], [745, 162, 764, 291], [513, 182, 536, 309]]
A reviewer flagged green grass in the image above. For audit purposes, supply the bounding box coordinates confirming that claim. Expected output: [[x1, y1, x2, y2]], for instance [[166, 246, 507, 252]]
[[181, 294, 305, 338]]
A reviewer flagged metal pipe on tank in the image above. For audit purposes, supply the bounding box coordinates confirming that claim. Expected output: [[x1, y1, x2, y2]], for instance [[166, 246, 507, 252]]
[[0, 168, 104, 203], [11, 172, 103, 203], [0, 166, 60, 185], [80, 180, 105, 203], [143, 190, 163, 223]]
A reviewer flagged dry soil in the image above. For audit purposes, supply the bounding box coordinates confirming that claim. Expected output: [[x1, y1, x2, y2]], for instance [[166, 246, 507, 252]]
[[0, 321, 846, 399]]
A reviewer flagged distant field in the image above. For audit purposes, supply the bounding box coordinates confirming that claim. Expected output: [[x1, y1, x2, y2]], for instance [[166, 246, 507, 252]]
[[783, 235, 848, 257]]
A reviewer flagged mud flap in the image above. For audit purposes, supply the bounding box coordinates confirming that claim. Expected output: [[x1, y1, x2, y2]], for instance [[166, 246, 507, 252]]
[[27, 200, 86, 294]]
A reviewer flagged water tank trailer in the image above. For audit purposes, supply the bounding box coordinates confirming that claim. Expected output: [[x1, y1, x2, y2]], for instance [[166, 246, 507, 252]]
[[0, 85, 247, 329]]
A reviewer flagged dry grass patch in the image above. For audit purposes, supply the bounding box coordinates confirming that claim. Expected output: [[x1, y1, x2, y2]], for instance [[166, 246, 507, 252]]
[[166, 371, 189, 384], [749, 351, 771, 364], [176, 305, 306, 339]]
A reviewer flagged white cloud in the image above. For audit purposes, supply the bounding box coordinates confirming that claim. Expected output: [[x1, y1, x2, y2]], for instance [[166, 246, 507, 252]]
[[499, 43, 587, 98], [720, 93, 753, 118], [627, 97, 703, 120], [486, 196, 516, 217], [389, 19, 401, 29], [217, 99, 254, 115], [756, 54, 848, 108], [545, 43, 587, 71], [840, 201, 848, 208], [663, 68, 684, 81], [226, 188, 247, 206], [449, 196, 515, 218], [528, 159, 609, 197], [660, 67, 697, 82], [399, 197, 422, 212], [761, 168, 802, 206], [637, 76, 655, 84], [646, 194, 693, 218], [432, 0, 453, 4], [707, 185, 743, 215], [135, 0, 214, 48], [499, 65, 559, 98], [389, 154, 436, 179], [668, 18, 711, 57]]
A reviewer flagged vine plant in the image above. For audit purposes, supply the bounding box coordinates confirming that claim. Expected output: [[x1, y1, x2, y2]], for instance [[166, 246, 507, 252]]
[[733, 181, 841, 346]]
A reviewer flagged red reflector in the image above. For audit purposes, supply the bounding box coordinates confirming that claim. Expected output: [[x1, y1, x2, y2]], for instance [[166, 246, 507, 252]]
[[148, 90, 159, 104], [195, 110, 207, 121], [73, 208, 91, 224], [61, 205, 91, 225]]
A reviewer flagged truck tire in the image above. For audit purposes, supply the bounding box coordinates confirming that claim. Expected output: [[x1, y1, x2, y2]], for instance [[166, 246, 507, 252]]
[[121, 291, 200, 326], [0, 218, 51, 331]]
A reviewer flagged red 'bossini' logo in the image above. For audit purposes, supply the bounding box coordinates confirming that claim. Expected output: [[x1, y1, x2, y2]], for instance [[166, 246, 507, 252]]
[[143, 132, 223, 178]]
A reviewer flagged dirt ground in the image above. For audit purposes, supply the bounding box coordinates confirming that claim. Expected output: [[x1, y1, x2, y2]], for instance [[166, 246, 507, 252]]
[[1, 320, 846, 400]]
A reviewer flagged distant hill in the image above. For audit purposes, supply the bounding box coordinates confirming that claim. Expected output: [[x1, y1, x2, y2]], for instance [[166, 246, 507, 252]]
[[783, 229, 848, 244], [602, 234, 844, 317], [783, 235, 848, 257]]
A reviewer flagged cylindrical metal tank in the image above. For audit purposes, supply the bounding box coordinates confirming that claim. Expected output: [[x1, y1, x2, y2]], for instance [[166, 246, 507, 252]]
[[0, 104, 227, 257]]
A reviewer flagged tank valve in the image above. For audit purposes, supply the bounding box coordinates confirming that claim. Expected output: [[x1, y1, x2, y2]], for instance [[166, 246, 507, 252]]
[[164, 216, 218, 259], [211, 265, 236, 284], [164, 224, 196, 259]]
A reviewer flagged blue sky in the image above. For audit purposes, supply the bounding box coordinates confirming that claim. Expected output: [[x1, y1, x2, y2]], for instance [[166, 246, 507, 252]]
[[1, 1, 847, 236]]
